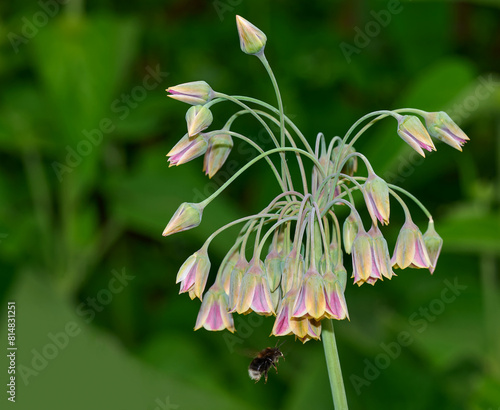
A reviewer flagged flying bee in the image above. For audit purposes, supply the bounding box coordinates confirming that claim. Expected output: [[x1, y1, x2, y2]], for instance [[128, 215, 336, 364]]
[[248, 343, 284, 383]]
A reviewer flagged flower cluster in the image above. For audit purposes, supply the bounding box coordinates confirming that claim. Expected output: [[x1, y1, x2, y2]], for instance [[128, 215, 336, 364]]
[[162, 16, 467, 342]]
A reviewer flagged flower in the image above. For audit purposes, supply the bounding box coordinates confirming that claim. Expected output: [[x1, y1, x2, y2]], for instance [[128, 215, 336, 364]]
[[235, 15, 267, 55], [176, 248, 210, 300], [233, 258, 275, 316], [423, 111, 469, 151], [219, 250, 239, 294], [343, 211, 359, 255], [290, 317, 321, 342], [281, 249, 304, 294], [186, 105, 213, 137], [228, 254, 249, 310], [167, 81, 215, 105], [203, 132, 233, 178], [195, 283, 235, 332], [422, 220, 443, 274], [292, 267, 327, 320], [162, 202, 204, 236], [351, 228, 382, 286], [323, 269, 349, 320], [396, 115, 436, 157], [265, 245, 283, 292], [271, 291, 296, 337], [369, 225, 395, 280], [363, 172, 390, 225], [391, 219, 431, 269], [167, 133, 208, 166]]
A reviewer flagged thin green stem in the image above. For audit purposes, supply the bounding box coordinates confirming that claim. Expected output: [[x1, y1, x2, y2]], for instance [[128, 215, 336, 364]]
[[322, 319, 349, 410]]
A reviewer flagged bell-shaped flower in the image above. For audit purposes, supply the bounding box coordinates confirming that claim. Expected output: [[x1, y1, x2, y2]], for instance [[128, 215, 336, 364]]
[[323, 268, 349, 320], [162, 202, 205, 236], [351, 228, 382, 286], [227, 254, 249, 311], [167, 134, 208, 167], [422, 220, 443, 274], [270, 291, 296, 337], [233, 258, 275, 316], [292, 267, 327, 320], [219, 250, 239, 295], [203, 132, 233, 178], [167, 81, 215, 106], [195, 283, 235, 332], [290, 317, 321, 342], [186, 105, 213, 137], [176, 247, 210, 300], [265, 244, 283, 292], [396, 115, 436, 157], [343, 210, 359, 254], [281, 249, 304, 294], [423, 111, 469, 151], [369, 225, 395, 280], [391, 218, 431, 269], [363, 172, 390, 225], [235, 15, 267, 55]]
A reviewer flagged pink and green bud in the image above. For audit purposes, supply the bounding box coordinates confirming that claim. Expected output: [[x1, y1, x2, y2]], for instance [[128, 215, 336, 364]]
[[219, 250, 239, 295], [228, 254, 248, 311], [292, 268, 327, 320], [369, 225, 395, 280], [423, 111, 469, 151], [363, 172, 390, 225], [391, 219, 431, 269], [167, 133, 208, 166], [396, 115, 436, 157], [343, 211, 359, 254], [176, 248, 210, 300], [323, 269, 349, 320], [281, 249, 304, 294], [186, 105, 213, 137], [422, 220, 443, 274], [162, 202, 204, 236], [332, 146, 358, 177], [203, 132, 233, 178], [351, 228, 382, 286], [265, 246, 282, 292], [167, 81, 215, 106], [235, 258, 275, 316], [195, 283, 235, 332], [235, 15, 267, 56], [271, 291, 296, 337]]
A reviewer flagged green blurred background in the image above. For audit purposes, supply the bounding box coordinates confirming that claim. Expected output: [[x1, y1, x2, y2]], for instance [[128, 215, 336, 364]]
[[1, 0, 499, 409]]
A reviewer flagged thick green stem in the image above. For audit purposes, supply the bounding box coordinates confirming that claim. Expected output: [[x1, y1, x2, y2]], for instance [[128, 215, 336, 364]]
[[322, 319, 349, 410]]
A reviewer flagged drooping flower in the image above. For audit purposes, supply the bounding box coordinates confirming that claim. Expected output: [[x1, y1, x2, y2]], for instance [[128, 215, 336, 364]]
[[167, 81, 215, 105], [423, 111, 469, 151], [228, 254, 249, 311], [343, 211, 359, 255], [368, 225, 395, 280], [186, 105, 213, 137], [363, 172, 390, 225], [396, 115, 436, 157], [203, 132, 233, 178], [195, 283, 235, 332], [351, 227, 383, 286], [176, 248, 210, 300], [290, 316, 322, 342], [162, 202, 205, 236], [235, 15, 267, 55], [422, 220, 443, 274], [292, 267, 327, 320], [391, 218, 431, 270], [271, 291, 296, 337], [323, 268, 349, 320], [233, 258, 275, 316], [167, 134, 208, 166]]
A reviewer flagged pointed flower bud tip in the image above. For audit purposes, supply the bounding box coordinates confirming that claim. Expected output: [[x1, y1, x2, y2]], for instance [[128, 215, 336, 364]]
[[162, 202, 204, 236], [176, 248, 210, 300], [203, 133, 233, 178], [186, 105, 213, 137], [397, 115, 436, 157], [363, 172, 390, 225], [423, 111, 469, 151], [423, 221, 443, 274], [167, 81, 215, 105], [343, 211, 359, 255], [235, 15, 267, 55], [167, 134, 208, 166]]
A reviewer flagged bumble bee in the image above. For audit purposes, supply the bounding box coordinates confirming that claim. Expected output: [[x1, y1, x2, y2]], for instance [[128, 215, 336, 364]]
[[248, 345, 284, 383]]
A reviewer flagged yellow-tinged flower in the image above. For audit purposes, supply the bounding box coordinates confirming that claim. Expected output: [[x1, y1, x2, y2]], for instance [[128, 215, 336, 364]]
[[228, 254, 248, 311], [363, 172, 390, 225], [351, 228, 383, 286], [368, 225, 395, 280], [176, 248, 210, 300], [423, 111, 469, 151], [271, 291, 296, 337], [167, 134, 208, 166], [162, 202, 204, 236], [203, 133, 233, 178], [186, 105, 213, 137], [422, 220, 443, 274], [167, 81, 215, 106], [343, 211, 359, 255], [195, 283, 235, 332], [290, 317, 321, 342], [292, 268, 327, 320], [396, 115, 436, 157], [323, 269, 349, 320], [391, 219, 431, 269], [235, 15, 267, 55]]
